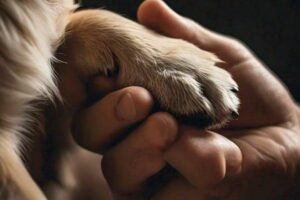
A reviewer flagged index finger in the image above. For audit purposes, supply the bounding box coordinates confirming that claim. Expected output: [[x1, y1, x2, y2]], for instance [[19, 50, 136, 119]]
[[164, 127, 242, 193]]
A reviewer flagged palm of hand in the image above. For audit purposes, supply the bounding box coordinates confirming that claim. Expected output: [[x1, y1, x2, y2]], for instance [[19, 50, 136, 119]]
[[217, 56, 300, 198]]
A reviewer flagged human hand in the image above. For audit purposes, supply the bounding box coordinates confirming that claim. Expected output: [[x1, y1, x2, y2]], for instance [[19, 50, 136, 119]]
[[90, 0, 300, 199], [59, 0, 300, 199], [139, 0, 300, 198]]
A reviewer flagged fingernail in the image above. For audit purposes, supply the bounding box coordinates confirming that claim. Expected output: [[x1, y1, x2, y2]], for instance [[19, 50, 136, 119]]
[[116, 93, 136, 121]]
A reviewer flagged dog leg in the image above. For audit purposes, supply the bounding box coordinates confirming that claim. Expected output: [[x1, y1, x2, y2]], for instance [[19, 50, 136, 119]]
[[58, 10, 239, 128], [0, 137, 46, 200], [0, 1, 74, 198]]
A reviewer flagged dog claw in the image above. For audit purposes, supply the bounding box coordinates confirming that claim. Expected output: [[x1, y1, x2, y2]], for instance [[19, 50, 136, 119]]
[[231, 111, 239, 120], [230, 87, 239, 93], [103, 69, 108, 76], [103, 68, 118, 78], [106, 69, 113, 77]]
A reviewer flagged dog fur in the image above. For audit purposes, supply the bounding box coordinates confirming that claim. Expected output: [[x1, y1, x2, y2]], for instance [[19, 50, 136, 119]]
[[0, 1, 239, 199], [0, 0, 73, 199], [59, 10, 239, 127]]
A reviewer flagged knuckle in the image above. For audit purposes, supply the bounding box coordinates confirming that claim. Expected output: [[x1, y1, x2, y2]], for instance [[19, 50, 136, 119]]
[[205, 150, 226, 184], [224, 141, 243, 177], [144, 113, 178, 150], [137, 150, 166, 175], [195, 151, 226, 188], [184, 132, 226, 187], [225, 37, 248, 52]]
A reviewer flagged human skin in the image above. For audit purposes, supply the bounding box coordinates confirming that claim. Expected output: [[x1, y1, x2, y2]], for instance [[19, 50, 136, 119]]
[[60, 0, 300, 199]]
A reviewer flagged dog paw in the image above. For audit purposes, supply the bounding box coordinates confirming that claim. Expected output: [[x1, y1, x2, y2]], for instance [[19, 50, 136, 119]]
[[61, 10, 239, 128], [123, 41, 240, 128], [160, 57, 240, 128]]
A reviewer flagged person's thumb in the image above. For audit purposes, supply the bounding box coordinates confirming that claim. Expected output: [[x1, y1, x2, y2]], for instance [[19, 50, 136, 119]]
[[137, 0, 252, 65]]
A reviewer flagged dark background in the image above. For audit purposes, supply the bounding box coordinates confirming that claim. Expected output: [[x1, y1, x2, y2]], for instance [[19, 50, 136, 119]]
[[81, 0, 300, 102]]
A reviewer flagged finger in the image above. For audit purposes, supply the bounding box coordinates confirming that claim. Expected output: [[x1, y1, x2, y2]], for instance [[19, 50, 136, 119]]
[[72, 86, 154, 152], [164, 127, 242, 190], [101, 113, 178, 194], [137, 0, 252, 66], [152, 176, 205, 200]]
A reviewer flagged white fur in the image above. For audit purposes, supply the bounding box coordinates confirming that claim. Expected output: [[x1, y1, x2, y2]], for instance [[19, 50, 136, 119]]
[[0, 0, 73, 199]]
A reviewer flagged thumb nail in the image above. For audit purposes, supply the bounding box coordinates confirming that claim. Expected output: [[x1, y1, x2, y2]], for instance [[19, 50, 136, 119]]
[[116, 93, 137, 121]]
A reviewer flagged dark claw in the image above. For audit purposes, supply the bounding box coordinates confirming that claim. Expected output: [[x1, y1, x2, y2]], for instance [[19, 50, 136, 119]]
[[231, 111, 239, 120], [107, 69, 113, 77], [106, 67, 119, 78], [230, 87, 239, 93]]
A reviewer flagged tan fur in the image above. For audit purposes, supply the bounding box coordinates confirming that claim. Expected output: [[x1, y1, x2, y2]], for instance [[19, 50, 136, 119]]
[[0, 2, 239, 199], [59, 10, 239, 127]]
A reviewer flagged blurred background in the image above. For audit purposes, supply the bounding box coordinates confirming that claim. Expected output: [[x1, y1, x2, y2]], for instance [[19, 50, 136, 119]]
[[80, 0, 300, 102]]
